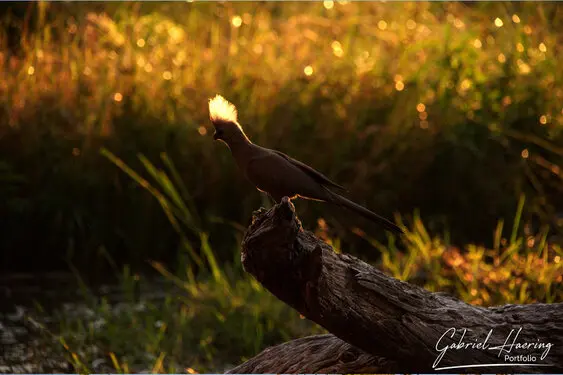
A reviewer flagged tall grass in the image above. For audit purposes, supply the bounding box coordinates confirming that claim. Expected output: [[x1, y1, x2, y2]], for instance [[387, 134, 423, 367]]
[[16, 151, 560, 374], [2, 2, 562, 373], [22, 149, 324, 374], [1, 2, 562, 270]]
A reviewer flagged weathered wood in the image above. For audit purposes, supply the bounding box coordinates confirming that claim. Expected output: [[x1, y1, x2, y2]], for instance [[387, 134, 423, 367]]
[[227, 334, 394, 374], [237, 197, 563, 373]]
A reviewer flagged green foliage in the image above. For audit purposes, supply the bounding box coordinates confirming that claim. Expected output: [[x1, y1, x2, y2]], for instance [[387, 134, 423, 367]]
[[354, 196, 563, 306], [47, 267, 321, 374], [23, 155, 560, 374], [1, 2, 562, 270], [26, 150, 323, 374]]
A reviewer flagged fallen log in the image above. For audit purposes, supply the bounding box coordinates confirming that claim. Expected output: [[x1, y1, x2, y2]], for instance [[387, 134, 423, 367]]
[[227, 334, 393, 374], [233, 197, 563, 373]]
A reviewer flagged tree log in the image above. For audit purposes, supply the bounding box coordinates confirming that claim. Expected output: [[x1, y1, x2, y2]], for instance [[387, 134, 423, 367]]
[[235, 197, 563, 373], [227, 334, 393, 374]]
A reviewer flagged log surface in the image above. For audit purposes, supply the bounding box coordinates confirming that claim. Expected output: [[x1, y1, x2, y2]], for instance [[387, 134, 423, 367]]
[[227, 334, 393, 374], [237, 198, 563, 373]]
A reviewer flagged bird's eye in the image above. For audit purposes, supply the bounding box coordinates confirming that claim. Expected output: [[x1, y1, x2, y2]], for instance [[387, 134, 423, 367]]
[[213, 128, 224, 140]]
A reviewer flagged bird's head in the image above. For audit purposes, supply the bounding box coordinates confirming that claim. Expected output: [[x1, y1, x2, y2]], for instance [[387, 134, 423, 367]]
[[208, 94, 246, 144]]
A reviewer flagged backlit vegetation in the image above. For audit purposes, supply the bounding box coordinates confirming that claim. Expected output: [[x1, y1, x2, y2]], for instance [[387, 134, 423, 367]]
[[1, 2, 562, 373]]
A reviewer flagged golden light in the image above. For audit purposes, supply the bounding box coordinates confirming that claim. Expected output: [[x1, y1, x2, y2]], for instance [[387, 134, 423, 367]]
[[186, 367, 198, 374], [555, 255, 560, 264], [539, 42, 547, 53], [539, 115, 547, 125], [144, 63, 153, 73], [494, 18, 503, 28], [304, 65, 314, 76], [231, 16, 242, 28], [521, 149, 529, 159], [512, 14, 521, 23], [168, 27, 184, 42], [395, 81, 404, 91], [331, 41, 344, 57], [473, 39, 482, 49], [420, 120, 429, 129], [136, 38, 146, 47], [497, 53, 506, 63], [27, 66, 35, 75], [518, 60, 530, 74], [378, 20, 387, 30], [198, 126, 207, 136], [162, 71, 172, 80], [323, 0, 334, 10], [406, 19, 416, 30], [113, 92, 123, 102], [416, 103, 426, 112], [460, 79, 472, 91], [393, 74, 403, 82], [453, 18, 464, 29], [502, 96, 511, 106], [523, 25, 532, 34], [516, 43, 524, 52], [253, 44, 263, 55], [419, 112, 428, 120]]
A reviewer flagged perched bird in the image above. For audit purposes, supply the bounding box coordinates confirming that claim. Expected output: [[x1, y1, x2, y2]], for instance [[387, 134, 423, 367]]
[[208, 94, 403, 234]]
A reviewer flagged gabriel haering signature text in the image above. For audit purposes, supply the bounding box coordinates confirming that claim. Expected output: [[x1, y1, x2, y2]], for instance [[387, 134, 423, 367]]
[[433, 327, 554, 370]]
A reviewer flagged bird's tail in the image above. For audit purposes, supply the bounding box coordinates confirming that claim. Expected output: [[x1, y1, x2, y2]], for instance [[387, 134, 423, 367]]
[[326, 190, 404, 234]]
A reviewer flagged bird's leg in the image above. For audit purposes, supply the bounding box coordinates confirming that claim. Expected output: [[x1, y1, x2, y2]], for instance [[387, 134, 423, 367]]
[[267, 193, 278, 206]]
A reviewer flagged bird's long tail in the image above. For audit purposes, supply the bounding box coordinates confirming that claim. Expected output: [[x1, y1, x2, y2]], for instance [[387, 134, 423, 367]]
[[326, 191, 404, 234]]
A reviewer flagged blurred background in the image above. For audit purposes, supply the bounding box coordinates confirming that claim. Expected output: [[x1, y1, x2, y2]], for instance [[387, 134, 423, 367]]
[[0, 1, 562, 373]]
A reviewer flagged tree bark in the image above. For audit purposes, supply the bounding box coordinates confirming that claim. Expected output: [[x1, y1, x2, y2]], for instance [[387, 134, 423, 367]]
[[235, 197, 563, 373], [227, 334, 393, 374]]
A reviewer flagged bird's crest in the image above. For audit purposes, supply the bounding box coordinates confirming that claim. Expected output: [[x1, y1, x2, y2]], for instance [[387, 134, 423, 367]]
[[209, 94, 238, 124]]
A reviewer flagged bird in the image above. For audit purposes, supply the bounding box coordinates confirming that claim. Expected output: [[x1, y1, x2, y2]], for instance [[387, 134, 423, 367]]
[[208, 94, 404, 234]]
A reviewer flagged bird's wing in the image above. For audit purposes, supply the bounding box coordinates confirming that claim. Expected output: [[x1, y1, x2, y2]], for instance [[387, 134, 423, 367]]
[[245, 151, 329, 201], [272, 150, 346, 191]]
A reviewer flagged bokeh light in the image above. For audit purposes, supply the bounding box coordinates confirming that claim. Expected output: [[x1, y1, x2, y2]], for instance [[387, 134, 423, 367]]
[[512, 14, 521, 23], [231, 15, 242, 28]]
